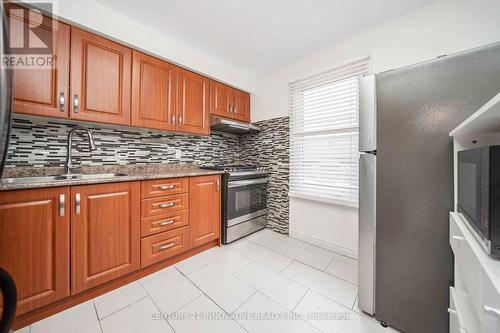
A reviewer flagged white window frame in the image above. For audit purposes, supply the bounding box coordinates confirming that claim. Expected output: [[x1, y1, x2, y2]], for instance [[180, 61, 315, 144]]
[[288, 57, 370, 207]]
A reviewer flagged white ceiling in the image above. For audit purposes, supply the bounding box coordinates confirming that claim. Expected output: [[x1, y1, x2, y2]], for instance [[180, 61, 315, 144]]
[[95, 0, 435, 77]]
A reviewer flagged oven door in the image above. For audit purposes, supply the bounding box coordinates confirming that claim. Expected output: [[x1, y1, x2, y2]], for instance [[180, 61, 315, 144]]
[[227, 177, 268, 227]]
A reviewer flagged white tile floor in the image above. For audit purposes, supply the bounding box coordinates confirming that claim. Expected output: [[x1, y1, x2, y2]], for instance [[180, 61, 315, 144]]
[[17, 229, 398, 333]]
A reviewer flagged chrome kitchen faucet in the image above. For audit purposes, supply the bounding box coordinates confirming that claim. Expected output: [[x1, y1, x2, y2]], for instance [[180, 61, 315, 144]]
[[65, 126, 97, 173]]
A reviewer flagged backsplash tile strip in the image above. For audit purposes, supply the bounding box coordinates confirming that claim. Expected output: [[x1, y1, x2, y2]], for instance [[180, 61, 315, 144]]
[[5, 115, 291, 235], [240, 116, 290, 234], [5, 116, 241, 167]]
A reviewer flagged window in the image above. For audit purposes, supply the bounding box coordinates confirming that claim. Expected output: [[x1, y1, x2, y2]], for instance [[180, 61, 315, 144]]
[[289, 57, 370, 206]]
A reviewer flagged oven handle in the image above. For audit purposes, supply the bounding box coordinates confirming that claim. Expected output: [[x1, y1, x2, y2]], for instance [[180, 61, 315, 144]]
[[228, 178, 269, 188]]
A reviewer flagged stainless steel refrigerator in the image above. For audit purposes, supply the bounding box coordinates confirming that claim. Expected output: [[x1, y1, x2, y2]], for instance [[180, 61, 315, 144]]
[[0, 4, 16, 333], [0, 1, 13, 175], [358, 41, 500, 333]]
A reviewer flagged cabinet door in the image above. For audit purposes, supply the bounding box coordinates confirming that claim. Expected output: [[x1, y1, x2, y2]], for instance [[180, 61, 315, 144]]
[[6, 6, 70, 118], [131, 51, 176, 131], [232, 89, 250, 122], [177, 69, 210, 135], [210, 80, 231, 118], [0, 187, 70, 315], [70, 28, 132, 125], [189, 175, 221, 248], [71, 182, 140, 293]]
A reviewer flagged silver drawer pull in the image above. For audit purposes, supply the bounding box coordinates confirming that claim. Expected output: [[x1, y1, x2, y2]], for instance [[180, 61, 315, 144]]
[[159, 219, 175, 226], [447, 308, 457, 314], [59, 194, 65, 217], [452, 235, 465, 241], [159, 202, 175, 208], [159, 242, 176, 251], [484, 305, 500, 317], [159, 185, 175, 190]]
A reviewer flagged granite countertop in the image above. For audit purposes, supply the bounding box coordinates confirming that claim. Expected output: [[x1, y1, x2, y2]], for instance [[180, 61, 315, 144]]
[[0, 164, 224, 191]]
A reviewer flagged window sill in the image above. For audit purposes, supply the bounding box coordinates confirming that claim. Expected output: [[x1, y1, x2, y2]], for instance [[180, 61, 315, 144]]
[[288, 192, 358, 208]]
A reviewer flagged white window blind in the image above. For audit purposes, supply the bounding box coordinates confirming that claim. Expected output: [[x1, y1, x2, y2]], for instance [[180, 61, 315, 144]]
[[289, 57, 369, 206]]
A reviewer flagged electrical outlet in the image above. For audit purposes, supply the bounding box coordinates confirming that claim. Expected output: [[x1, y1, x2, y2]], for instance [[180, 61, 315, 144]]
[[175, 149, 182, 159]]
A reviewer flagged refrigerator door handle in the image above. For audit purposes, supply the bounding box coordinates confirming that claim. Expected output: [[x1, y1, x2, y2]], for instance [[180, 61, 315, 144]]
[[358, 153, 376, 315], [359, 74, 377, 152]]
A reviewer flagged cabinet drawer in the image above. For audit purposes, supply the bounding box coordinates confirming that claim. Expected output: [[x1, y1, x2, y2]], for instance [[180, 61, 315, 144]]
[[141, 210, 189, 237], [449, 287, 464, 333], [141, 226, 189, 267], [451, 214, 482, 317], [141, 178, 188, 198], [141, 193, 188, 219], [480, 268, 500, 331]]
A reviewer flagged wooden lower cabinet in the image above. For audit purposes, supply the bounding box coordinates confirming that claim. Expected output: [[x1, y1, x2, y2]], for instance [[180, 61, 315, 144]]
[[0, 187, 70, 315], [141, 226, 190, 267], [71, 182, 140, 294], [189, 175, 221, 248], [5, 175, 222, 324]]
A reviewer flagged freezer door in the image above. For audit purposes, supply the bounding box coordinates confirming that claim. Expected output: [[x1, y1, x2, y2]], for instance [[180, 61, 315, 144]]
[[358, 153, 376, 315], [359, 75, 376, 152]]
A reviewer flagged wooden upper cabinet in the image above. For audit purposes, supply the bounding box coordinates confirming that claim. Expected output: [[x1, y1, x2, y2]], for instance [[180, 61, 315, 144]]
[[70, 28, 132, 125], [176, 69, 210, 135], [71, 182, 140, 293], [210, 80, 251, 122], [7, 7, 70, 118], [232, 89, 250, 122], [189, 175, 221, 248], [131, 51, 176, 131], [0, 187, 70, 315], [210, 80, 231, 118]]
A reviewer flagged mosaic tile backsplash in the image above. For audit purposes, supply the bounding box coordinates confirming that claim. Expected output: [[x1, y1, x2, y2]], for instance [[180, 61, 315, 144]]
[[240, 116, 290, 234], [6, 116, 241, 167], [5, 115, 291, 234]]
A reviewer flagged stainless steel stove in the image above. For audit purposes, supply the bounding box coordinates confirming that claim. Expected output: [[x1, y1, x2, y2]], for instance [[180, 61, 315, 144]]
[[202, 165, 269, 243]]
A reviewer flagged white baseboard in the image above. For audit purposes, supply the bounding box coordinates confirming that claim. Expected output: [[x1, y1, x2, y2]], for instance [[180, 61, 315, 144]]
[[289, 230, 358, 260]]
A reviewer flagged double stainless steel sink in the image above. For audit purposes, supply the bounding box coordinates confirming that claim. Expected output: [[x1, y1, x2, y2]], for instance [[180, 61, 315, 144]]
[[2, 173, 128, 184]]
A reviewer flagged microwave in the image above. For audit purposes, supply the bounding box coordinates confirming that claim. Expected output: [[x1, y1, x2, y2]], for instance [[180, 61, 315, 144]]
[[457, 146, 500, 256]]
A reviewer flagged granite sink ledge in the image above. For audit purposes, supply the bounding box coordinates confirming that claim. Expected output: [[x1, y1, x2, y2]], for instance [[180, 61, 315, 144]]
[[0, 163, 224, 191]]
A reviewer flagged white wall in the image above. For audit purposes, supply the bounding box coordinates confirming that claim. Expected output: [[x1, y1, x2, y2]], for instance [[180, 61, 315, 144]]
[[251, 0, 500, 257], [252, 0, 500, 122], [35, 0, 255, 91]]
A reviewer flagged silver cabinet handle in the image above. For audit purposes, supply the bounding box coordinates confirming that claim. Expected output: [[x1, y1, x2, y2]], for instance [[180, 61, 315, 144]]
[[59, 194, 65, 217], [59, 92, 65, 112], [159, 219, 175, 226], [75, 193, 81, 214], [73, 95, 79, 113], [216, 179, 220, 192], [484, 305, 500, 317], [159, 202, 175, 208], [159, 242, 176, 251], [159, 185, 175, 190], [172, 114, 176, 126], [452, 235, 465, 241], [178, 115, 182, 127], [447, 308, 457, 314]]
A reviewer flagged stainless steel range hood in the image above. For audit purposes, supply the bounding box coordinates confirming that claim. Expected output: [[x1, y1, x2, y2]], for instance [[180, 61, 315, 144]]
[[210, 115, 260, 135]]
